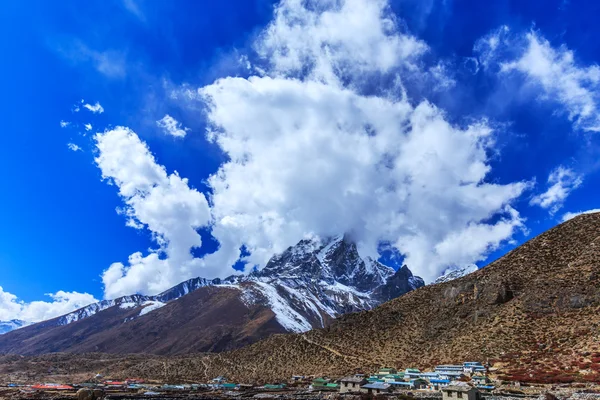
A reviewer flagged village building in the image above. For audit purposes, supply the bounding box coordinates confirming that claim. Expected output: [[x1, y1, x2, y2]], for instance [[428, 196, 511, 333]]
[[264, 384, 286, 390], [382, 373, 405, 383], [388, 378, 428, 390], [463, 362, 486, 374], [339, 376, 367, 393], [436, 365, 464, 375], [404, 368, 421, 379], [429, 379, 451, 389], [311, 377, 331, 389], [442, 385, 481, 400], [361, 382, 392, 395]]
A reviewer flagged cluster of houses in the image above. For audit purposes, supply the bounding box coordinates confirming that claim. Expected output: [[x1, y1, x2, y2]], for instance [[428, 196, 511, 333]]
[[2, 362, 495, 398], [330, 362, 494, 396], [208, 361, 494, 396]]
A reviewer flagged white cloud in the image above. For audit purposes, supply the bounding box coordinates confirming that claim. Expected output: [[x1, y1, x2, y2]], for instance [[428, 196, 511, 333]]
[[67, 143, 82, 152], [196, 0, 529, 283], [475, 28, 600, 132], [92, 0, 530, 294], [83, 102, 104, 114], [60, 120, 70, 128], [84, 123, 92, 131], [530, 165, 583, 214], [256, 0, 428, 85], [561, 208, 600, 222], [156, 114, 190, 138], [56, 41, 126, 79], [122, 0, 146, 21], [0, 286, 97, 323], [94, 127, 215, 298]]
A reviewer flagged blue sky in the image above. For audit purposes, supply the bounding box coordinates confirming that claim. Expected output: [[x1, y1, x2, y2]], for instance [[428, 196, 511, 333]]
[[0, 0, 599, 322]]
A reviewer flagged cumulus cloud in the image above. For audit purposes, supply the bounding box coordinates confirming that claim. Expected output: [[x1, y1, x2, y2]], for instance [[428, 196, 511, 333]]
[[83, 102, 104, 114], [0, 286, 97, 323], [156, 114, 189, 138], [92, 0, 530, 294], [256, 0, 428, 85], [561, 208, 600, 222], [94, 127, 214, 298], [475, 27, 600, 132], [60, 120, 70, 128], [197, 0, 529, 283], [530, 166, 583, 214], [67, 143, 82, 152], [84, 123, 93, 131]]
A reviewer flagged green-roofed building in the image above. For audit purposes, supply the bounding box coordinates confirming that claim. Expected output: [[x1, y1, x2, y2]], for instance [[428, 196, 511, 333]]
[[264, 384, 286, 390], [383, 373, 405, 382], [312, 378, 330, 388], [222, 383, 237, 389]]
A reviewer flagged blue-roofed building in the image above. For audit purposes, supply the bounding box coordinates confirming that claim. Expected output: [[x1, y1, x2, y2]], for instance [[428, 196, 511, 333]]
[[463, 362, 486, 374], [420, 372, 441, 380], [388, 379, 428, 390], [404, 368, 421, 379], [429, 379, 451, 389], [435, 365, 463, 374], [361, 382, 392, 395]]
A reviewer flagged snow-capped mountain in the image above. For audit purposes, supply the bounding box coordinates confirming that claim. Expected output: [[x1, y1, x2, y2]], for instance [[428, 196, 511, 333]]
[[433, 264, 479, 284], [41, 235, 423, 333], [0, 319, 28, 335], [0, 235, 424, 355]]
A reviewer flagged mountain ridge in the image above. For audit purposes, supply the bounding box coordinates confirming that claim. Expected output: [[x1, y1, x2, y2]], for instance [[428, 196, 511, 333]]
[[0, 235, 423, 354], [90, 212, 600, 384]]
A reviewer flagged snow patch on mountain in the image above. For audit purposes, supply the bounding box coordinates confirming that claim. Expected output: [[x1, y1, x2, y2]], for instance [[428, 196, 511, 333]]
[[252, 281, 312, 332], [139, 301, 166, 317], [433, 264, 479, 284]]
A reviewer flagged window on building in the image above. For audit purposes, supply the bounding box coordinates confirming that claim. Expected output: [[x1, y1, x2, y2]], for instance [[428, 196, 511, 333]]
[[458, 392, 463, 398]]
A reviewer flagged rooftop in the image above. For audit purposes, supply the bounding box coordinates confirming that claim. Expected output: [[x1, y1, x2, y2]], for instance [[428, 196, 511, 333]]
[[362, 383, 391, 390]]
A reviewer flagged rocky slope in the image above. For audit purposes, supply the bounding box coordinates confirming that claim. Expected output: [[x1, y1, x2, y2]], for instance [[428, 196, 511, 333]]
[[0, 235, 422, 355], [15, 212, 595, 384]]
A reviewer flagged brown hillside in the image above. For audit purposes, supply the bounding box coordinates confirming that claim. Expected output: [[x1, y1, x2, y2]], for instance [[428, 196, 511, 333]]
[[0, 286, 285, 355], [2, 213, 599, 384]]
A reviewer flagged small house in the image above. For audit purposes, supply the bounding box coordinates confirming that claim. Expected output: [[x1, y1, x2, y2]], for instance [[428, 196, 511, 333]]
[[339, 376, 367, 393], [361, 382, 392, 395], [463, 363, 486, 374], [311, 377, 330, 389], [442, 385, 480, 400], [410, 378, 429, 389], [404, 368, 421, 379], [420, 372, 440, 380], [382, 373, 405, 382]]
